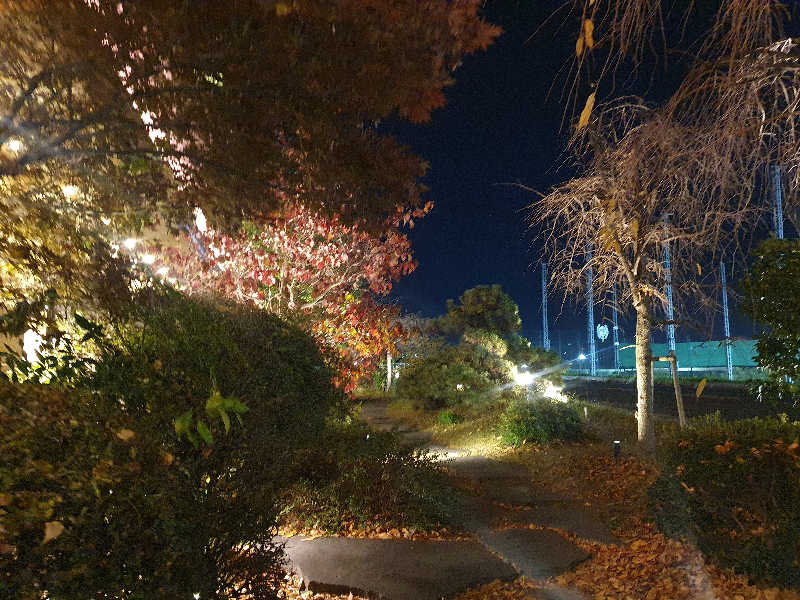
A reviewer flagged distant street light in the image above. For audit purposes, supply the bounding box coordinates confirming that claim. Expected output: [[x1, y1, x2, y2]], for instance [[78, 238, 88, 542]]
[[578, 353, 587, 361]]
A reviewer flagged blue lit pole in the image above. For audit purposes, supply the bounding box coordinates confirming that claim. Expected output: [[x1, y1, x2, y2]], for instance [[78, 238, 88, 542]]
[[720, 261, 734, 381], [773, 165, 785, 239], [663, 223, 676, 354], [587, 244, 597, 376], [541, 263, 550, 351], [612, 283, 620, 371]]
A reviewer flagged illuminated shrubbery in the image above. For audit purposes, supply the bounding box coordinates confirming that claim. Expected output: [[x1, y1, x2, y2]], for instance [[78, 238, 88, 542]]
[[498, 397, 584, 447], [1, 290, 343, 599]]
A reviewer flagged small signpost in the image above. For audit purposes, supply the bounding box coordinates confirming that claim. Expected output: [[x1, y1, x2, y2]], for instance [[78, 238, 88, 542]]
[[653, 351, 687, 428]]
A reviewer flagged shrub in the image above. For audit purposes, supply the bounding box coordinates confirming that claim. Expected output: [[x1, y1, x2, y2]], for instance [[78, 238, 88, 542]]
[[2, 289, 343, 599], [648, 413, 800, 588], [499, 397, 583, 447], [0, 380, 283, 600], [438, 409, 462, 425], [395, 345, 492, 408], [283, 421, 460, 533]]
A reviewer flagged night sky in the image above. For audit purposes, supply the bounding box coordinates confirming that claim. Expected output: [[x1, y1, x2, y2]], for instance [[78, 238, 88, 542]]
[[387, 1, 602, 355]]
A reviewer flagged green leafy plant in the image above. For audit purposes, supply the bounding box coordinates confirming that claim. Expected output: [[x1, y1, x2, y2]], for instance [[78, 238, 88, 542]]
[[438, 409, 462, 426], [648, 413, 800, 588], [283, 421, 460, 533], [499, 398, 584, 447]]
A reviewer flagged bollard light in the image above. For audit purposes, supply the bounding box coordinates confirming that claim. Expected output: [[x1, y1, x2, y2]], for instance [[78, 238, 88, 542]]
[[613, 440, 621, 459]]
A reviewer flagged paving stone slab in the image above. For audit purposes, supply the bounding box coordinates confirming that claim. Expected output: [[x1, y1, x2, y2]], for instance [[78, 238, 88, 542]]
[[278, 536, 518, 600], [492, 506, 619, 545], [445, 456, 527, 481], [479, 529, 590, 580]]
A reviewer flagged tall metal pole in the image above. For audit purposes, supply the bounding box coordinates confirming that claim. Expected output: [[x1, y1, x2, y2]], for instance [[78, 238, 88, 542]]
[[612, 283, 621, 371], [587, 244, 597, 376], [720, 261, 734, 381], [663, 223, 676, 354], [541, 263, 550, 351], [773, 165, 785, 239], [386, 350, 393, 391]]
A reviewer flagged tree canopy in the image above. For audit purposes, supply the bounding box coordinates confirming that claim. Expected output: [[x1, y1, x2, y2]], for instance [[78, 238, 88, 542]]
[[438, 284, 522, 338]]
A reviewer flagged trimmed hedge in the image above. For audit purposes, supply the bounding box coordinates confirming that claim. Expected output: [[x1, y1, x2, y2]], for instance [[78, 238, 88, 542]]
[[499, 398, 583, 447], [648, 414, 800, 588]]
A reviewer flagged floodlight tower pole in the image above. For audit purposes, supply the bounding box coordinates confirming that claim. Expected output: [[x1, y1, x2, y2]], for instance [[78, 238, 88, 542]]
[[720, 262, 734, 381], [612, 283, 620, 371], [587, 244, 597, 376], [773, 165, 785, 239], [663, 223, 676, 354], [541, 263, 550, 351]]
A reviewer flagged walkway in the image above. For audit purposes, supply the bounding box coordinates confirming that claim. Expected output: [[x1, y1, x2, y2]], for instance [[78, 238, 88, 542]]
[[278, 401, 618, 599]]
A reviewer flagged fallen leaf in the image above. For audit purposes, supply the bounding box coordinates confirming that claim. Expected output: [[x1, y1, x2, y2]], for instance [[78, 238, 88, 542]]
[[43, 521, 65, 544], [696, 378, 708, 399], [116, 429, 135, 442]]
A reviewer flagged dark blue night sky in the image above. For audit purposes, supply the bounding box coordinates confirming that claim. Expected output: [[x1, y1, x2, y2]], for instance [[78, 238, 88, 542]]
[[386, 1, 595, 353]]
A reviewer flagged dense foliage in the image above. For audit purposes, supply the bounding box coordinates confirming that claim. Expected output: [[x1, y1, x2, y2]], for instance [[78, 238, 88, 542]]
[[499, 398, 584, 447], [1, 290, 343, 599], [0, 0, 499, 330], [648, 414, 800, 588], [742, 238, 800, 418]]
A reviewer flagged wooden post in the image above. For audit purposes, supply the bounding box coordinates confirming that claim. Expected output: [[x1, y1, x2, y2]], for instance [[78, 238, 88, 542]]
[[653, 353, 687, 428], [386, 350, 392, 393]]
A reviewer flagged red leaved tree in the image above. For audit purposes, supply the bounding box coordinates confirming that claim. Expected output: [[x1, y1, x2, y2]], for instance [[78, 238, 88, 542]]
[[161, 203, 431, 392]]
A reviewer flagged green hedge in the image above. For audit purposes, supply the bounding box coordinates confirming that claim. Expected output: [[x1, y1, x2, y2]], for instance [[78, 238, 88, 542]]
[[648, 414, 800, 588], [2, 290, 344, 599], [498, 398, 583, 447]]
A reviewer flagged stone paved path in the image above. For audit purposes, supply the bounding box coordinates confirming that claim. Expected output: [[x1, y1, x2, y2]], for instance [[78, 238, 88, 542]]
[[279, 401, 618, 599]]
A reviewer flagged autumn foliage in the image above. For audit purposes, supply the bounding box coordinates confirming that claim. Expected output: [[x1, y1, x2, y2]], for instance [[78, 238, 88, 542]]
[[164, 203, 432, 391]]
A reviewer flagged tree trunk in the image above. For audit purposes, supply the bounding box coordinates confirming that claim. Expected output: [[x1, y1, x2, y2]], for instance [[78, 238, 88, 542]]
[[635, 304, 656, 449]]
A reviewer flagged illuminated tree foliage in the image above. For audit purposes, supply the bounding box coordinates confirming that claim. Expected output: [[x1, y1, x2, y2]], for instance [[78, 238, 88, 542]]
[[162, 203, 432, 392], [0, 0, 500, 328]]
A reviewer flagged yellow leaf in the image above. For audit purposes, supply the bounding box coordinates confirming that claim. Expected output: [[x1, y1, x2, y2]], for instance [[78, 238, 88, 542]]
[[275, 2, 291, 16], [116, 429, 136, 442], [584, 19, 595, 49], [576, 33, 584, 57], [160, 451, 174, 466], [696, 378, 708, 399], [43, 521, 64, 544], [577, 91, 596, 131], [696, 263, 702, 275], [590, 0, 596, 4]]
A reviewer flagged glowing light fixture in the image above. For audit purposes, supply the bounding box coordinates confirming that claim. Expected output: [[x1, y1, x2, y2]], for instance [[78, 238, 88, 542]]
[[578, 353, 587, 361], [61, 184, 79, 198], [456, 383, 464, 391], [141, 254, 155, 265], [6, 138, 22, 153], [23, 329, 43, 363], [123, 238, 137, 250]]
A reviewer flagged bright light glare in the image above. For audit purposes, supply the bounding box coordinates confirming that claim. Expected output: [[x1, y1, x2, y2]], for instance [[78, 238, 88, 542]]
[[7, 138, 22, 153], [123, 238, 137, 250], [578, 353, 587, 361], [23, 329, 43, 363], [513, 366, 535, 386], [194, 207, 207, 232], [61, 184, 79, 198], [100, 216, 111, 225], [141, 254, 155, 265], [543, 383, 568, 403], [156, 266, 169, 276], [456, 383, 464, 391]]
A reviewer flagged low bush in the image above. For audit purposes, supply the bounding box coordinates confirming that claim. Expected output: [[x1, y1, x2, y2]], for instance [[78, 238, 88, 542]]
[[2, 289, 344, 599], [438, 409, 462, 426], [0, 380, 283, 600], [648, 414, 800, 588], [395, 345, 492, 408], [499, 397, 584, 447], [282, 420, 460, 533]]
